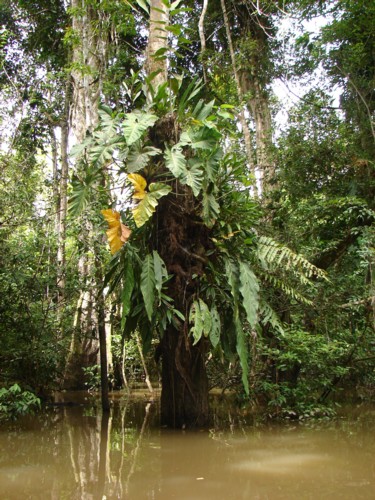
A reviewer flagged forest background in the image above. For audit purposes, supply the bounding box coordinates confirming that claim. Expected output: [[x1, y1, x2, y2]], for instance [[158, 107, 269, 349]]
[[0, 0, 374, 426]]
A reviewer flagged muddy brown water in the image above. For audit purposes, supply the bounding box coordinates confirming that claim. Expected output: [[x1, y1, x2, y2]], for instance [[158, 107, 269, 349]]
[[0, 392, 374, 499]]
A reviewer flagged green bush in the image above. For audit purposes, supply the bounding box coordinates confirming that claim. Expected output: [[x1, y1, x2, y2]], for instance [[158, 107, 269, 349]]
[[0, 384, 41, 421], [256, 328, 350, 418]]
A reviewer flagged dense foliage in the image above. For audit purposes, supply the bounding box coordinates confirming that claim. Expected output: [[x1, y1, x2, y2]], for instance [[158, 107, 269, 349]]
[[0, 0, 374, 423]]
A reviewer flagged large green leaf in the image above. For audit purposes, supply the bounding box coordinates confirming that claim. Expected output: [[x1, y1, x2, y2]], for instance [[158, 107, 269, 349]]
[[181, 160, 203, 196], [120, 257, 135, 330], [164, 146, 187, 177], [189, 299, 211, 345], [68, 168, 102, 216], [239, 261, 259, 328], [123, 112, 158, 146], [179, 128, 218, 151], [127, 143, 161, 173], [224, 258, 240, 305], [201, 191, 220, 227], [234, 311, 249, 395], [140, 254, 155, 321], [164, 147, 203, 196], [192, 99, 215, 121], [205, 149, 222, 182], [89, 135, 124, 165], [132, 182, 172, 227], [209, 305, 221, 348], [97, 105, 119, 135], [153, 250, 167, 301]]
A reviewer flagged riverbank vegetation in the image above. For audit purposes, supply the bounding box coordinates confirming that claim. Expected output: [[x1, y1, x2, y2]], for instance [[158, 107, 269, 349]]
[[0, 0, 374, 425]]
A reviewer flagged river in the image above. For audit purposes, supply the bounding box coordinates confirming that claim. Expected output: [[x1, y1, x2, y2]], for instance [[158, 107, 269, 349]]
[[0, 392, 374, 499]]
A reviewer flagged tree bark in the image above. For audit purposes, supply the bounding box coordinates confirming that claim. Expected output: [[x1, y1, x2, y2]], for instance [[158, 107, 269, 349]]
[[240, 72, 274, 195], [146, 0, 169, 90], [143, 0, 211, 427], [65, 1, 110, 401], [220, 0, 258, 197], [56, 82, 70, 304], [160, 325, 209, 428], [199, 0, 209, 84], [155, 193, 211, 427]]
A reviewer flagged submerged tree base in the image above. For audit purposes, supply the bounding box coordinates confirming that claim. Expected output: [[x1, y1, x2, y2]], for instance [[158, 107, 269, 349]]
[[160, 328, 209, 429]]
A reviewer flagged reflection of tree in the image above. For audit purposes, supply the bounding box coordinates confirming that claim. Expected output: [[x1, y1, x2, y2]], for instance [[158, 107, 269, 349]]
[[63, 401, 154, 498], [124, 403, 151, 495], [97, 410, 110, 499], [66, 407, 104, 499]]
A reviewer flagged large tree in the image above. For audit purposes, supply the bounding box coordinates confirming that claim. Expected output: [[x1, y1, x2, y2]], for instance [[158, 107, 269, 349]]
[[70, 0, 326, 427]]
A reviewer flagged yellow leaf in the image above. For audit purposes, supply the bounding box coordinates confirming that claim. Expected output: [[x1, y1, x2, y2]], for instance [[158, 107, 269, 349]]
[[101, 209, 120, 228], [101, 209, 132, 254], [120, 223, 132, 243], [128, 173, 147, 200]]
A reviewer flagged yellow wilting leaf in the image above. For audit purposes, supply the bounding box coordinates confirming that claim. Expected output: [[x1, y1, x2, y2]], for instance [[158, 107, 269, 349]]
[[101, 209, 132, 254], [120, 224, 132, 243], [101, 208, 121, 228], [128, 173, 147, 200]]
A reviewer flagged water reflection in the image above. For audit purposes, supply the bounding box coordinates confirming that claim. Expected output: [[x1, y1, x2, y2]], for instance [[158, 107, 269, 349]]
[[0, 396, 374, 499]]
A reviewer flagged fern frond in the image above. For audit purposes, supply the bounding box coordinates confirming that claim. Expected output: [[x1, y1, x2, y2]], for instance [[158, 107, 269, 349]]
[[258, 301, 285, 336], [257, 236, 327, 281], [258, 269, 314, 306]]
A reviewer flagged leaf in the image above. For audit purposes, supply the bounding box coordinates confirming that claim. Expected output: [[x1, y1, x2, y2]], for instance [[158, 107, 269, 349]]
[[69, 136, 92, 158], [68, 180, 90, 217], [201, 191, 220, 227], [149, 182, 172, 198], [192, 99, 215, 121], [164, 147, 203, 196], [132, 182, 172, 227], [134, 0, 149, 14], [140, 254, 155, 321], [127, 144, 161, 173], [68, 169, 102, 216], [205, 149, 222, 182], [123, 112, 158, 146], [259, 301, 284, 336], [239, 261, 259, 327], [164, 146, 187, 178], [189, 300, 203, 345], [101, 209, 121, 228], [132, 193, 158, 227], [181, 126, 220, 151], [189, 299, 211, 345], [121, 258, 135, 330], [153, 250, 167, 301], [224, 258, 240, 305], [234, 312, 249, 395], [120, 224, 132, 243], [181, 160, 203, 196], [177, 77, 203, 118], [101, 209, 132, 254], [128, 173, 147, 199], [89, 135, 124, 165], [171, 0, 183, 8], [209, 305, 221, 348]]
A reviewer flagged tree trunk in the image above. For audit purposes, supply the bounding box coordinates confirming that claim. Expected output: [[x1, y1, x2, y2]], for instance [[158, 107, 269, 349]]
[[241, 73, 274, 195], [160, 326, 209, 428], [154, 191, 211, 427], [65, 1, 109, 397], [56, 88, 70, 303], [96, 257, 110, 412], [144, 0, 210, 428], [220, 0, 257, 196], [146, 0, 169, 90]]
